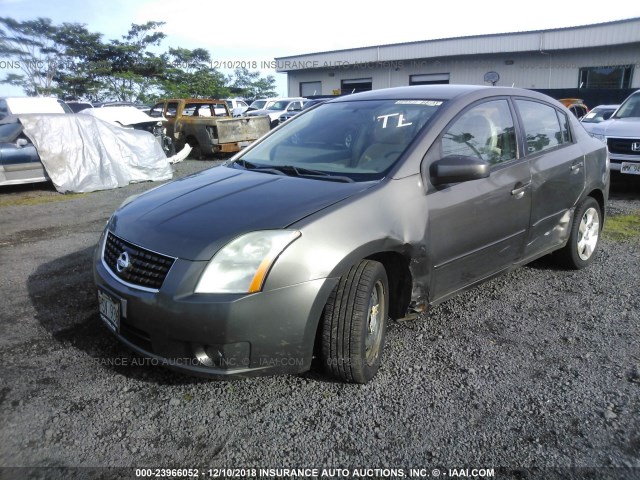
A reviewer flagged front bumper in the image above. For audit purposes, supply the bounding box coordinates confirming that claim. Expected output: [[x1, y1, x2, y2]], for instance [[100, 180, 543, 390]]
[[92, 236, 336, 378], [609, 154, 639, 172]]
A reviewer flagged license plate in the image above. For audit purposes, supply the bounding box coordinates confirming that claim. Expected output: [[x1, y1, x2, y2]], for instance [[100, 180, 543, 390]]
[[621, 162, 640, 175], [98, 289, 121, 332]]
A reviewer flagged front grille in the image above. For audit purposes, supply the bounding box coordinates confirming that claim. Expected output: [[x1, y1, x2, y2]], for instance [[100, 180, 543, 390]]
[[607, 137, 640, 156], [103, 232, 175, 290]]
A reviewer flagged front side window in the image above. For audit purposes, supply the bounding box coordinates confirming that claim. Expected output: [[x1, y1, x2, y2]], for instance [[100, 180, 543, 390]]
[[516, 100, 566, 154], [441, 99, 517, 165], [235, 99, 444, 182]]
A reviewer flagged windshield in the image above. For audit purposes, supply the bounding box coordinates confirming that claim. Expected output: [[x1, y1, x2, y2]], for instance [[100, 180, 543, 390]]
[[233, 99, 443, 182], [613, 92, 640, 119], [267, 100, 293, 111], [581, 107, 617, 123], [250, 100, 267, 110]]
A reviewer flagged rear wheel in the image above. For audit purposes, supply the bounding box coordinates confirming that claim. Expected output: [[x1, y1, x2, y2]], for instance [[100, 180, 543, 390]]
[[555, 196, 601, 269], [321, 260, 389, 383], [186, 137, 203, 160]]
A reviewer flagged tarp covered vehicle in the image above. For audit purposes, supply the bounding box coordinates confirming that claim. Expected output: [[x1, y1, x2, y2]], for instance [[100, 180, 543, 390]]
[[0, 114, 174, 192]]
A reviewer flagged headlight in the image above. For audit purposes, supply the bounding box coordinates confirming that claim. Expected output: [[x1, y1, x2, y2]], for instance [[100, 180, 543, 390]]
[[195, 230, 301, 294], [591, 133, 607, 144]]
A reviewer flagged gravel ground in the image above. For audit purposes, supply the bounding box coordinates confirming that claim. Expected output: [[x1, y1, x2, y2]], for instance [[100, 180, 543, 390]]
[[0, 163, 638, 480]]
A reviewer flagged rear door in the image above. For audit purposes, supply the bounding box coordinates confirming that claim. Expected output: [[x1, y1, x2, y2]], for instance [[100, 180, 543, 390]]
[[513, 99, 585, 259], [426, 98, 532, 301]]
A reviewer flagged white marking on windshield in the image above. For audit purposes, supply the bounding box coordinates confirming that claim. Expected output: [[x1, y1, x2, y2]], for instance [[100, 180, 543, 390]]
[[376, 113, 413, 128]]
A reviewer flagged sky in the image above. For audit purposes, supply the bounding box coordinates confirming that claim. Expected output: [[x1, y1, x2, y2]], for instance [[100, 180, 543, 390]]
[[1, 0, 640, 97]]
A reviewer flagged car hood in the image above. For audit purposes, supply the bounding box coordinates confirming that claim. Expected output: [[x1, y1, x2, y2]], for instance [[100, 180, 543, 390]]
[[110, 165, 374, 261], [589, 118, 640, 137], [246, 109, 269, 116]]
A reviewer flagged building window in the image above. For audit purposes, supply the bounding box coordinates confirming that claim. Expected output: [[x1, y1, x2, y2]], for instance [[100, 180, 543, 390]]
[[578, 66, 633, 89], [341, 78, 372, 94], [300, 81, 321, 97], [410, 73, 450, 85]]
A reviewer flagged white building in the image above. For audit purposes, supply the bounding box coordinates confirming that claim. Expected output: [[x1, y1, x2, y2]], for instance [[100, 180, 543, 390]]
[[275, 18, 640, 100]]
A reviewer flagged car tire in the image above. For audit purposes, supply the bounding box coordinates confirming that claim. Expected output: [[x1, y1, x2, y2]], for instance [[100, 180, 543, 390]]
[[321, 260, 389, 384], [186, 138, 203, 160], [554, 196, 602, 269]]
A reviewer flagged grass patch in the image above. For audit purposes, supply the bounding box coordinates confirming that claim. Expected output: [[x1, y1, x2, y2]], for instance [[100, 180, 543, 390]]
[[0, 192, 86, 208], [604, 210, 640, 240]]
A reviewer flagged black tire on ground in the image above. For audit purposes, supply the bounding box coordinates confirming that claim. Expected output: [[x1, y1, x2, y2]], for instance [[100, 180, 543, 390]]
[[162, 136, 176, 157], [321, 260, 389, 384], [186, 138, 203, 160], [554, 196, 602, 269]]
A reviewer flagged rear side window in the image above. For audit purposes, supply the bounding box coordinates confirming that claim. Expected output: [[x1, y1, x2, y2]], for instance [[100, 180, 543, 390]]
[[149, 103, 165, 117], [165, 102, 179, 117], [516, 100, 568, 154]]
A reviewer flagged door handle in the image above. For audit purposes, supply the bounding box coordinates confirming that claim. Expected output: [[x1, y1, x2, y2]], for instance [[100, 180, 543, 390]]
[[570, 162, 582, 172], [511, 182, 530, 199]]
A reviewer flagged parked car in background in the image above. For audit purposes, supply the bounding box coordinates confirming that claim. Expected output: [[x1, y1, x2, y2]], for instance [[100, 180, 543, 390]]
[[224, 98, 250, 117], [246, 98, 278, 113], [276, 98, 328, 126], [92, 101, 139, 108], [589, 90, 640, 174], [581, 104, 620, 134], [66, 101, 94, 113], [94, 85, 608, 384], [0, 97, 72, 120], [148, 98, 270, 158], [580, 104, 619, 133], [245, 97, 306, 128], [0, 121, 47, 186], [81, 106, 177, 157], [0, 111, 176, 190], [558, 98, 589, 119]]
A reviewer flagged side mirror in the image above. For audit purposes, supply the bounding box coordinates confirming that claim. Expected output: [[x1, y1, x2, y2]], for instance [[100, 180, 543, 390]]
[[430, 155, 490, 185]]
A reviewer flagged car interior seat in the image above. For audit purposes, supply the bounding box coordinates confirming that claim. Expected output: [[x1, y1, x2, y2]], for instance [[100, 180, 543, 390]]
[[452, 114, 501, 162], [358, 112, 414, 170]]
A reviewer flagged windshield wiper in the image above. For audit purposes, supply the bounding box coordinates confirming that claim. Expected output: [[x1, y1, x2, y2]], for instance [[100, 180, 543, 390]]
[[234, 160, 354, 183], [233, 159, 286, 176], [270, 165, 355, 183]]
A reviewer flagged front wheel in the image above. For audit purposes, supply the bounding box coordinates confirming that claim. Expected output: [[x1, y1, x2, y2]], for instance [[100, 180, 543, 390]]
[[321, 260, 389, 383], [554, 197, 602, 269]]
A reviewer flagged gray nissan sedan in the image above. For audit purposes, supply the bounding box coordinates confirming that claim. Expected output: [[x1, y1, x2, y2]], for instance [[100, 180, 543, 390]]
[[94, 85, 609, 383]]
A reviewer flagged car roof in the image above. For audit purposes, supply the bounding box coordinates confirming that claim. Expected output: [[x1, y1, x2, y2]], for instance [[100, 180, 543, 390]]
[[1, 96, 68, 113], [161, 98, 225, 104], [330, 85, 543, 103], [591, 104, 620, 110]]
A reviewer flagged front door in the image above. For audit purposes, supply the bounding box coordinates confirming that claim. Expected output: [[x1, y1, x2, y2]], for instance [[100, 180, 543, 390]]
[[426, 98, 532, 301]]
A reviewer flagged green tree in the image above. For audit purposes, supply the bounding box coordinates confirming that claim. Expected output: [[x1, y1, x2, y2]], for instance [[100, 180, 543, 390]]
[[0, 17, 63, 96], [50, 22, 105, 100], [160, 47, 229, 99], [229, 67, 277, 99], [98, 21, 167, 102]]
